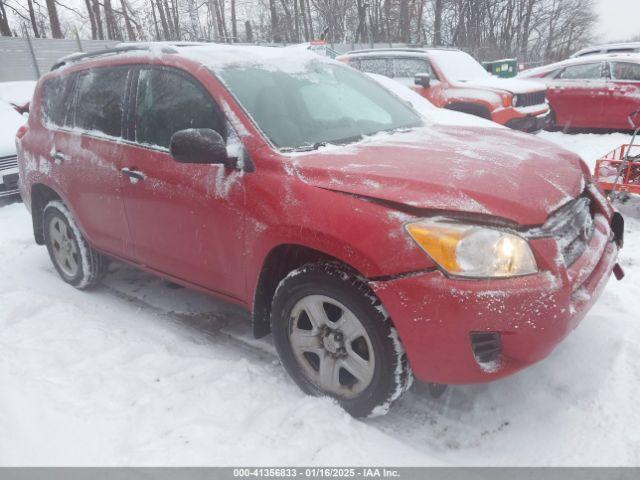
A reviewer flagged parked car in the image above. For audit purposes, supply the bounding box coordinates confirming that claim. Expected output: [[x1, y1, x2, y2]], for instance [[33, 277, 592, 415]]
[[0, 81, 36, 200], [337, 48, 550, 132], [520, 53, 640, 131], [17, 44, 622, 417], [571, 42, 640, 58]]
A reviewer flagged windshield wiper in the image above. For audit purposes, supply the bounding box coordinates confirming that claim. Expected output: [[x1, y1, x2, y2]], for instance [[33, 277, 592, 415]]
[[281, 142, 327, 153]]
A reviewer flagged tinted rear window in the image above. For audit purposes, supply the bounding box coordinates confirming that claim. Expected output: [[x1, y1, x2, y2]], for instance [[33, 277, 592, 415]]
[[74, 67, 129, 137], [41, 75, 74, 127]]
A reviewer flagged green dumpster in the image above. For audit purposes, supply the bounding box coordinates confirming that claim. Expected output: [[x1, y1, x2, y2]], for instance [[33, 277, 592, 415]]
[[482, 59, 518, 78]]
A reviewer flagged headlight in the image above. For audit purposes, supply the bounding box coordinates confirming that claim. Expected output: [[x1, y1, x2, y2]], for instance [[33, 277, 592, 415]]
[[405, 219, 537, 278]]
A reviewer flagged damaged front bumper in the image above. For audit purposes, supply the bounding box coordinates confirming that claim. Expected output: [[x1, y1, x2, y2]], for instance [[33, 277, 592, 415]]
[[370, 192, 621, 385]]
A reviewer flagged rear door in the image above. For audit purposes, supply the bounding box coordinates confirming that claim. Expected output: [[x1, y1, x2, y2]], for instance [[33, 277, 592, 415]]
[[117, 66, 246, 298], [546, 62, 607, 128], [606, 61, 640, 129], [45, 67, 133, 258]]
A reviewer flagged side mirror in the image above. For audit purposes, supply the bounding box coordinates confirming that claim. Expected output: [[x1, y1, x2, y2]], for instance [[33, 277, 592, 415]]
[[170, 128, 235, 167], [414, 73, 431, 88]]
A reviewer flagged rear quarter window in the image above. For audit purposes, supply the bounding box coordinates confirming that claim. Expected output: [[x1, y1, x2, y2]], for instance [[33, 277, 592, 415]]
[[611, 62, 640, 81], [40, 75, 74, 127]]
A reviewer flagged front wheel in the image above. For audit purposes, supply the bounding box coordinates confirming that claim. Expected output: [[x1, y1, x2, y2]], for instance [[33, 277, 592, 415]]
[[271, 263, 413, 417], [43, 200, 107, 289]]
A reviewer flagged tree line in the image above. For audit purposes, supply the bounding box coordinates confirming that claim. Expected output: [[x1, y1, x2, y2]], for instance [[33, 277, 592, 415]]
[[1, 0, 600, 62]]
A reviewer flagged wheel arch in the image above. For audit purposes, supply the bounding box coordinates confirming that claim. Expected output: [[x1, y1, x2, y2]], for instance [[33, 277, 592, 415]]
[[30, 183, 63, 245], [251, 243, 366, 339], [445, 101, 493, 119]]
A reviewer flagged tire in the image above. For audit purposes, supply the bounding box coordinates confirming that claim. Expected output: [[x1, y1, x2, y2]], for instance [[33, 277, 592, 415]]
[[270, 263, 413, 417], [43, 200, 107, 289], [545, 108, 557, 131]]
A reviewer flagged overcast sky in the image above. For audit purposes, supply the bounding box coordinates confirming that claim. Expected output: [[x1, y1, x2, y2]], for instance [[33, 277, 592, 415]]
[[595, 0, 639, 42]]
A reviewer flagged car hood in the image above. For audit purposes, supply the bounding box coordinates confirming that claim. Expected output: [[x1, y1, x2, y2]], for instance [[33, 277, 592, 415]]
[[454, 76, 546, 94], [288, 126, 584, 226]]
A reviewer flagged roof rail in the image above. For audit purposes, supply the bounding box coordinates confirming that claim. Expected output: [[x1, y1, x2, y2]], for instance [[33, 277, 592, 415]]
[[344, 46, 460, 55], [50, 44, 179, 71]]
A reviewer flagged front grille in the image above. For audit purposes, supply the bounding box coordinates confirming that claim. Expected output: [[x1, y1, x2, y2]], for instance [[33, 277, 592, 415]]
[[514, 91, 546, 108], [0, 155, 18, 172], [533, 197, 595, 266]]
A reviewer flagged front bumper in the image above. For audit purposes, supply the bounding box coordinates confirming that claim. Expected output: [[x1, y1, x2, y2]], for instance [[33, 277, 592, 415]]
[[0, 155, 20, 198], [370, 212, 618, 385], [505, 111, 549, 133]]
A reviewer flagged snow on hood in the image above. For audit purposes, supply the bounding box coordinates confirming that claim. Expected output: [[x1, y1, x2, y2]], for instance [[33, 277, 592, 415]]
[[366, 73, 503, 129], [287, 126, 584, 226], [454, 76, 546, 94]]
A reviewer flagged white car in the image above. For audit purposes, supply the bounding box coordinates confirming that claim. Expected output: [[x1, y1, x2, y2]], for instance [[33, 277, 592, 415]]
[[0, 81, 35, 199], [571, 42, 640, 58]]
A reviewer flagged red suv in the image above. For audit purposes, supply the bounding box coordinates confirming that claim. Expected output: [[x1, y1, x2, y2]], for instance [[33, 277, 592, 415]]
[[17, 44, 622, 417], [520, 53, 640, 131], [337, 48, 550, 132]]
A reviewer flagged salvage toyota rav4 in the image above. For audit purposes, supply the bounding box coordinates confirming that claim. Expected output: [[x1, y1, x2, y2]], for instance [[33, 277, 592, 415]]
[[17, 44, 624, 417]]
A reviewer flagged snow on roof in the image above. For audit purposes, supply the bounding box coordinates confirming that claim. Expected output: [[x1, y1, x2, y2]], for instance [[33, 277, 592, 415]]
[[519, 52, 640, 78], [170, 43, 335, 73], [52, 42, 334, 74], [338, 48, 460, 60], [571, 42, 640, 58]]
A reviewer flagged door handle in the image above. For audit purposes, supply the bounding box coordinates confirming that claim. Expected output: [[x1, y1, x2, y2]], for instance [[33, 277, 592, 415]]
[[50, 151, 68, 164], [121, 167, 145, 183]]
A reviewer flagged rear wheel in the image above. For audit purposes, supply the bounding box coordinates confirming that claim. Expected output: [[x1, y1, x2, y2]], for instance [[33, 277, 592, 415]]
[[43, 200, 107, 289], [271, 263, 413, 417]]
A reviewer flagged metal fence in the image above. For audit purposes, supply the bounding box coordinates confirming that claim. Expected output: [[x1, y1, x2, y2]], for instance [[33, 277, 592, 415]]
[[0, 37, 412, 82], [0, 37, 119, 81]]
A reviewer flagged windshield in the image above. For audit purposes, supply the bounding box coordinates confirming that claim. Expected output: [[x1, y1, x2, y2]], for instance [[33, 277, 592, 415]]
[[430, 50, 490, 82], [216, 61, 422, 149]]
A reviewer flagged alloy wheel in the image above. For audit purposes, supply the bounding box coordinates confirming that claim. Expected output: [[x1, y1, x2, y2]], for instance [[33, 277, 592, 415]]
[[288, 294, 375, 398]]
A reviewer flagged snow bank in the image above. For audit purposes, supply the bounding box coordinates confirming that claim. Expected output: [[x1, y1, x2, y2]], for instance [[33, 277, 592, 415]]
[[0, 81, 36, 105], [539, 131, 635, 170]]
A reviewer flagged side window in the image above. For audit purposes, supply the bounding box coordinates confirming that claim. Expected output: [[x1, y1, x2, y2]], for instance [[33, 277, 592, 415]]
[[135, 68, 225, 149], [611, 62, 640, 81], [358, 58, 392, 77], [392, 58, 434, 79], [41, 75, 74, 127], [559, 63, 603, 80], [74, 67, 129, 137]]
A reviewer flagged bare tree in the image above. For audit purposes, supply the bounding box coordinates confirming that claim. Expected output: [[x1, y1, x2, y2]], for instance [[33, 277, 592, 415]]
[[45, 0, 62, 38], [0, 0, 11, 36]]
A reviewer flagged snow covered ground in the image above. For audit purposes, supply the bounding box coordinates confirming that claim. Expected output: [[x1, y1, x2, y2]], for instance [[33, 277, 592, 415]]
[[1, 130, 638, 466], [0, 76, 638, 465]]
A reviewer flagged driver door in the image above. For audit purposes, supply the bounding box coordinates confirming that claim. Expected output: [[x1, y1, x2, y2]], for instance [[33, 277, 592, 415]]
[[118, 66, 246, 299]]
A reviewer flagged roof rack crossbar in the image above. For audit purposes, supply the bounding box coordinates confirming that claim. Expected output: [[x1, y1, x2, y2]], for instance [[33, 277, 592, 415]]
[[50, 44, 178, 71]]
